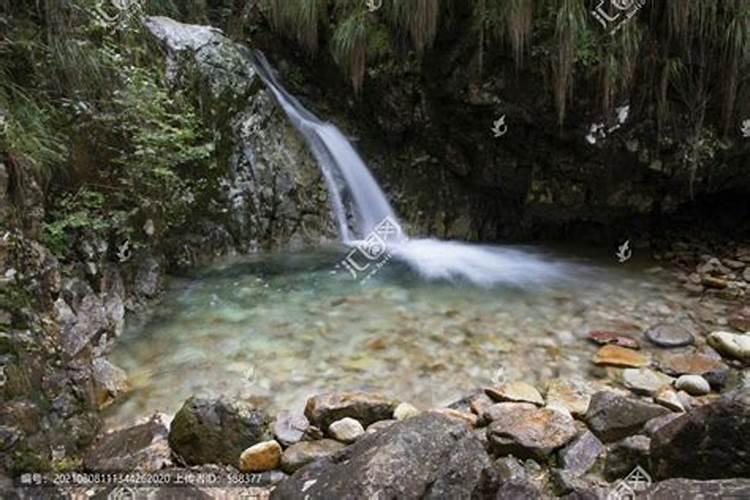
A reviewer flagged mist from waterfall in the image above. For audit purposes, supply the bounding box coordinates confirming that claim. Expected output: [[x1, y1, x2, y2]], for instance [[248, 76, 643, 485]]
[[250, 50, 575, 287]]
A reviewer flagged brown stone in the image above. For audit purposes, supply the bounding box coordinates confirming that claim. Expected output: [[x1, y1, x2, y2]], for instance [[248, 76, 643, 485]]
[[728, 306, 750, 332], [487, 407, 578, 458], [485, 381, 544, 406], [304, 392, 397, 429], [702, 276, 729, 289], [545, 379, 593, 417], [658, 353, 728, 377], [239, 440, 282, 472], [593, 345, 649, 368], [587, 330, 640, 349]]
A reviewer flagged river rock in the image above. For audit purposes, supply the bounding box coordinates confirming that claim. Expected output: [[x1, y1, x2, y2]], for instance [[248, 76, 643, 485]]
[[239, 440, 282, 472], [328, 417, 364, 443], [273, 412, 309, 447], [644, 412, 683, 436], [603, 435, 650, 481], [729, 306, 750, 331], [546, 378, 592, 417], [304, 392, 397, 429], [271, 414, 499, 499], [83, 413, 171, 472], [698, 257, 730, 275], [91, 357, 129, 409], [558, 430, 604, 476], [653, 387, 685, 412], [674, 375, 711, 396], [644, 478, 750, 498], [429, 408, 477, 427], [494, 480, 541, 500], [469, 393, 494, 416], [168, 396, 271, 466], [393, 402, 420, 421], [651, 390, 750, 479], [485, 381, 544, 406], [487, 406, 578, 459], [644, 323, 695, 348], [708, 331, 750, 362], [585, 391, 669, 442], [702, 275, 730, 289], [658, 352, 729, 380], [280, 439, 346, 474], [622, 368, 674, 396], [593, 345, 649, 368], [478, 402, 537, 426], [587, 330, 640, 349]]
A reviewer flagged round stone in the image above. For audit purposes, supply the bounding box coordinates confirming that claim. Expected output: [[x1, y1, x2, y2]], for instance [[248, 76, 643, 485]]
[[644, 324, 695, 348], [674, 375, 710, 396], [239, 440, 282, 472], [328, 417, 365, 443], [394, 402, 420, 421]]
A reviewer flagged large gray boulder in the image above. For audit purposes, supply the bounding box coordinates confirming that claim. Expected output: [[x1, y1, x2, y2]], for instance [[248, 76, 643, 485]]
[[271, 413, 499, 499], [651, 390, 750, 479], [144, 16, 335, 252]]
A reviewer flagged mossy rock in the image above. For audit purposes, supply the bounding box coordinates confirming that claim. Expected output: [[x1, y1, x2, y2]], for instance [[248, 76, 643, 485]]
[[168, 396, 271, 466]]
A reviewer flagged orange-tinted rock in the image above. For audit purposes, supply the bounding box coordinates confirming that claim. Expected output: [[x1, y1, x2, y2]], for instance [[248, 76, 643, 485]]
[[593, 345, 650, 368]]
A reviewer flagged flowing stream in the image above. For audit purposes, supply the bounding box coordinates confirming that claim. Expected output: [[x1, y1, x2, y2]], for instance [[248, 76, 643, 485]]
[[107, 248, 729, 428]]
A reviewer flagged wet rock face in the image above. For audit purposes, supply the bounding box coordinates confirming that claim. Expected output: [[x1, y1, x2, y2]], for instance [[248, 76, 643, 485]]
[[144, 16, 335, 252], [168, 396, 271, 466], [0, 234, 130, 474], [271, 413, 499, 500], [83, 414, 171, 472], [651, 390, 750, 480]]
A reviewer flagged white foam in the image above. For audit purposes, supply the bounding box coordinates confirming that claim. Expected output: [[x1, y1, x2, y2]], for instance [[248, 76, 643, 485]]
[[388, 238, 571, 287]]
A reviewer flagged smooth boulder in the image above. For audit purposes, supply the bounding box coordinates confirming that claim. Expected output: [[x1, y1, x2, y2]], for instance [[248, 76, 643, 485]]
[[271, 413, 499, 499]]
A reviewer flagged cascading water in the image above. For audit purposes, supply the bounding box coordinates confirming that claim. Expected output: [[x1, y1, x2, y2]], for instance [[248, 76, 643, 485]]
[[250, 50, 573, 286], [251, 51, 399, 242]]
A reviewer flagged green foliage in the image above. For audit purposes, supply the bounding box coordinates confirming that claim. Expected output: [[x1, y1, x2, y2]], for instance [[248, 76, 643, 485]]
[[41, 188, 123, 257], [0, 85, 68, 177], [2, 0, 216, 259]]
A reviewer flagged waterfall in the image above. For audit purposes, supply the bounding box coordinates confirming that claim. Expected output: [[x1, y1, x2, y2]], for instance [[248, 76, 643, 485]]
[[250, 50, 574, 287], [250, 50, 401, 242]]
